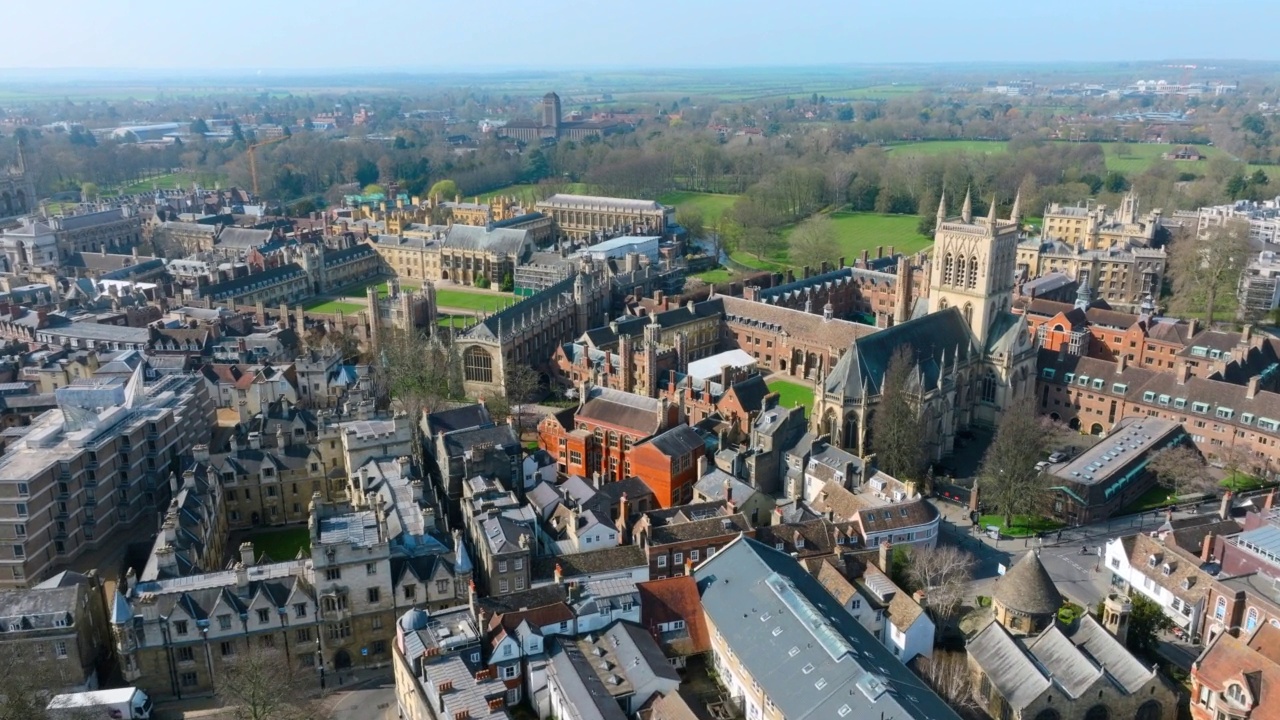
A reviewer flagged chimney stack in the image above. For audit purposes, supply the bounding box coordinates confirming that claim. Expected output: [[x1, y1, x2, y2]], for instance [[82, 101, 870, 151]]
[[697, 455, 708, 479], [878, 541, 892, 573], [554, 563, 563, 584], [239, 541, 255, 567], [1220, 491, 1234, 521], [1201, 532, 1215, 563]]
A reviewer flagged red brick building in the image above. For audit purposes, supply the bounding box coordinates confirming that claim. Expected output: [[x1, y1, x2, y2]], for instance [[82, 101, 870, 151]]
[[632, 501, 753, 580], [537, 385, 680, 484], [1017, 298, 1192, 367], [627, 424, 706, 508], [1190, 623, 1280, 720]]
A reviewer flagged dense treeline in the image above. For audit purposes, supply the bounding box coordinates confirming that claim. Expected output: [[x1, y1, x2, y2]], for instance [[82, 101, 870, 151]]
[[1, 81, 1277, 217]]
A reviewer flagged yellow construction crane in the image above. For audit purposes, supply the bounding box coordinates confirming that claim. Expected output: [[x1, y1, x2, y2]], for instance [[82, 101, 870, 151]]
[[246, 135, 289, 198]]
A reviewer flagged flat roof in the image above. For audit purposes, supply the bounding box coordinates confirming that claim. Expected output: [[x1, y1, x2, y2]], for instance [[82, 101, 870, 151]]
[[1050, 417, 1182, 486], [685, 349, 757, 381]]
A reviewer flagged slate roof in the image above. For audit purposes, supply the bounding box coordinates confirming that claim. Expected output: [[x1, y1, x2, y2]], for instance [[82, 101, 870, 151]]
[[217, 227, 274, 248], [642, 424, 704, 458], [441, 424, 520, 459], [203, 262, 305, 301], [577, 386, 664, 436], [823, 306, 975, 400], [968, 615, 1157, 711], [1120, 532, 1211, 605], [461, 273, 585, 342], [717, 295, 874, 350], [694, 536, 960, 720], [992, 551, 1062, 616], [426, 403, 493, 436], [442, 224, 529, 257]]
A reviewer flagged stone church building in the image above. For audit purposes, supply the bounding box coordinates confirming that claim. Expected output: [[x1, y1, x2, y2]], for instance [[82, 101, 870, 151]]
[[812, 191, 1038, 461]]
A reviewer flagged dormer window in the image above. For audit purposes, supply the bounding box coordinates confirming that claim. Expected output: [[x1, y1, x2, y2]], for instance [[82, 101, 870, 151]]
[[1147, 555, 1159, 568], [1225, 683, 1247, 706], [1181, 578, 1192, 590], [1162, 563, 1172, 576]]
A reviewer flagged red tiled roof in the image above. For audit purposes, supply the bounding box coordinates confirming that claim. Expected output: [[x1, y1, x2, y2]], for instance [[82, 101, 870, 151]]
[[637, 575, 710, 655]]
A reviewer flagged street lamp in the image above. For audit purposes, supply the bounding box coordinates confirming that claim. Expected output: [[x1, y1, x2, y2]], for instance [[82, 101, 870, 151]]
[[316, 650, 326, 691]]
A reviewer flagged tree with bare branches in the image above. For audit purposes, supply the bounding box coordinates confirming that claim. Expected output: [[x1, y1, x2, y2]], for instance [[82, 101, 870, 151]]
[[215, 646, 318, 720], [1168, 219, 1251, 325], [911, 651, 982, 719], [502, 361, 543, 438], [1, 643, 105, 720], [1147, 444, 1212, 500], [788, 214, 840, 272], [871, 346, 926, 482], [906, 544, 976, 633], [978, 393, 1048, 527]]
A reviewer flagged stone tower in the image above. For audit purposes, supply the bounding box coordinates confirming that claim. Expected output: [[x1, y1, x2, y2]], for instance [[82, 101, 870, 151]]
[[542, 92, 562, 131], [1101, 592, 1131, 644], [927, 189, 1022, 346]]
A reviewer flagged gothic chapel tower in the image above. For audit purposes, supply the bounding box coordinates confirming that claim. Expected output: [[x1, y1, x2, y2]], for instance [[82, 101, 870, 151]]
[[928, 189, 1022, 346]]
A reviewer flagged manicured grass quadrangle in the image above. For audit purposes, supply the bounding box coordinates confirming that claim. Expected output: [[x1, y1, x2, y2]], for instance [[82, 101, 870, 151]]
[[302, 299, 365, 314], [766, 380, 814, 415], [434, 289, 515, 312], [245, 526, 311, 561]]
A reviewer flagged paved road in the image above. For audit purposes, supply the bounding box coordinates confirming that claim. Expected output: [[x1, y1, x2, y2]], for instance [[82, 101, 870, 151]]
[[934, 492, 1266, 611], [324, 672, 397, 720]]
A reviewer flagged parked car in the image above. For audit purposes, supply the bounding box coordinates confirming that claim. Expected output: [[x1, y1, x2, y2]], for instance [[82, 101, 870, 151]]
[[1047, 451, 1068, 463]]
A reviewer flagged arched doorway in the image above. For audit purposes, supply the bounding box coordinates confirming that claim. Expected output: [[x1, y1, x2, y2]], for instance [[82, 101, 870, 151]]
[[441, 270, 450, 281], [1068, 418, 1080, 431], [1050, 412, 1060, 422], [334, 648, 353, 670], [1090, 423, 1104, 436], [1135, 701, 1161, 720]]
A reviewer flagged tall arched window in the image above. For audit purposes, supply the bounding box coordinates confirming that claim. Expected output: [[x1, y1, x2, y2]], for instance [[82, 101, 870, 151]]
[[939, 298, 948, 310], [963, 302, 974, 327], [1034, 710, 1061, 720], [943, 253, 954, 285], [1135, 701, 1161, 720], [982, 372, 997, 404], [1247, 607, 1259, 632], [1216, 596, 1228, 620], [463, 346, 494, 384], [1084, 706, 1110, 720], [968, 256, 980, 288]]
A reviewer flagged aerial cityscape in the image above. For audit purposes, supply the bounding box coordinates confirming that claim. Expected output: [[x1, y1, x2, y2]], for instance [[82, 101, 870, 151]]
[[6, 3, 1280, 720]]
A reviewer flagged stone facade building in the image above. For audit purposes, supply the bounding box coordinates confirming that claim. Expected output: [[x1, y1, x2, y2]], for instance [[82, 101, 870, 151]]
[[813, 193, 1038, 458], [497, 92, 622, 143], [534, 193, 672, 243], [0, 570, 112, 693]]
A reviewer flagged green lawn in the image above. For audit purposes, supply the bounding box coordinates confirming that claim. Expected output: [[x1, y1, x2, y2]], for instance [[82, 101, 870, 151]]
[[111, 171, 228, 196], [434, 288, 516, 312], [1125, 485, 1182, 513], [690, 267, 735, 284], [342, 279, 419, 299], [885, 139, 1271, 175], [1222, 472, 1270, 493], [437, 313, 480, 328], [978, 514, 1065, 538], [734, 212, 931, 271], [658, 191, 741, 224], [302, 299, 365, 314], [767, 380, 815, 414], [245, 526, 311, 561]]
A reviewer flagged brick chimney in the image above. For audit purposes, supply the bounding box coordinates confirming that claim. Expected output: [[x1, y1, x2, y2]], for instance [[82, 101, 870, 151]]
[[1187, 317, 1198, 338], [878, 541, 892, 573], [1116, 354, 1127, 373], [1248, 375, 1261, 400], [1177, 362, 1192, 385], [1201, 532, 1215, 563]]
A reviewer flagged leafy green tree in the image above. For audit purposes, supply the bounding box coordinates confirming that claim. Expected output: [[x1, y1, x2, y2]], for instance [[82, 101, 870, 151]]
[[288, 198, 317, 217], [523, 148, 550, 183], [1252, 169, 1270, 187], [190, 118, 209, 134], [871, 346, 926, 482], [362, 184, 385, 197], [788, 215, 839, 271], [1123, 593, 1174, 659], [1103, 171, 1130, 193], [501, 273, 514, 292], [429, 179, 459, 201], [1226, 174, 1248, 199], [80, 182, 99, 202], [977, 393, 1047, 527], [354, 159, 379, 187], [474, 275, 491, 289], [676, 207, 705, 243]]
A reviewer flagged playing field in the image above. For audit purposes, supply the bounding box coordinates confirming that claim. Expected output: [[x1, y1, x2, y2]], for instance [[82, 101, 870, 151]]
[[767, 379, 815, 415], [434, 288, 515, 312], [111, 171, 228, 196], [733, 212, 931, 271], [658, 191, 741, 224], [302, 299, 365, 314], [886, 139, 1270, 175]]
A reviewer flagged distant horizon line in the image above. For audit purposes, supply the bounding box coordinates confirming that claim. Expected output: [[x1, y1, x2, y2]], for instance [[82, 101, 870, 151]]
[[0, 58, 1274, 78]]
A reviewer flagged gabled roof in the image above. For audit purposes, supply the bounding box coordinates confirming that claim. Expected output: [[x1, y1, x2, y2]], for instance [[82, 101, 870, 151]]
[[1196, 628, 1280, 719], [577, 386, 664, 436], [694, 537, 960, 720], [824, 306, 974, 400], [637, 575, 710, 655]]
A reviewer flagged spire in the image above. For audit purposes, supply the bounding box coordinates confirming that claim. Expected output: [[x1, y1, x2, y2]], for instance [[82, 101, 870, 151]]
[[1010, 190, 1021, 227], [1074, 270, 1094, 310], [961, 187, 972, 223], [987, 195, 998, 234], [935, 191, 946, 229]]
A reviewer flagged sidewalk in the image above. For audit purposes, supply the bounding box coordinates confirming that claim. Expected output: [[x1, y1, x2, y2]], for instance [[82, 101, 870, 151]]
[[152, 666, 391, 720]]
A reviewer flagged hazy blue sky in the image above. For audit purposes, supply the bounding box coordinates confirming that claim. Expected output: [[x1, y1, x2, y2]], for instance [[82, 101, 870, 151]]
[[3, 0, 1279, 70]]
